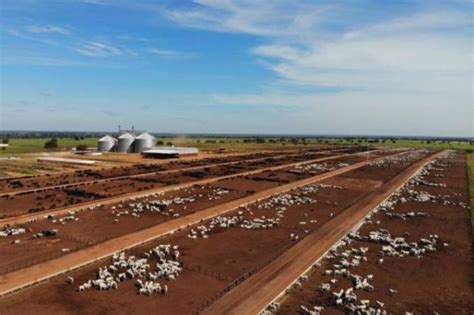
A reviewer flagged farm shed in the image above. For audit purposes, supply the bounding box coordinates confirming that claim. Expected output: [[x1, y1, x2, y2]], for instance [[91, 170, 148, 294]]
[[141, 147, 198, 159], [37, 157, 96, 165]]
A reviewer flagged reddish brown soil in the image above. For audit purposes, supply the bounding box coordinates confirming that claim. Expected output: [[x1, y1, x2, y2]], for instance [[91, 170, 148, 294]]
[[0, 152, 391, 272], [0, 181, 256, 273], [0, 237, 83, 275], [277, 153, 473, 314], [0, 152, 274, 192], [0, 151, 363, 218], [237, 154, 372, 185], [0, 149, 418, 314], [215, 177, 280, 192], [202, 152, 439, 315], [0, 149, 332, 194], [0, 190, 105, 217], [0, 169, 298, 274]]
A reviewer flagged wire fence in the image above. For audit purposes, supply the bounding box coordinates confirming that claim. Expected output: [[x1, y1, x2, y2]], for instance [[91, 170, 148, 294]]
[[0, 231, 101, 275], [0, 242, 86, 275], [183, 264, 233, 282], [191, 241, 294, 314]]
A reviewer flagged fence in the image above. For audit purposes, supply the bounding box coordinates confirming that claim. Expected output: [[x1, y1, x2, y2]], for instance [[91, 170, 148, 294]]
[[191, 241, 294, 314], [0, 232, 97, 275], [183, 264, 233, 282]]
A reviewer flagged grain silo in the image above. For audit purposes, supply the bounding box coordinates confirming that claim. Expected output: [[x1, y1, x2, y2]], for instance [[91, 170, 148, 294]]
[[134, 132, 155, 153], [97, 135, 117, 152], [117, 132, 136, 153]]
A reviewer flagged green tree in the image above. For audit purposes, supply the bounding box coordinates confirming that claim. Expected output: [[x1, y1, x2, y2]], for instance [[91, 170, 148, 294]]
[[1, 138, 7, 151], [44, 138, 58, 149], [76, 144, 88, 151]]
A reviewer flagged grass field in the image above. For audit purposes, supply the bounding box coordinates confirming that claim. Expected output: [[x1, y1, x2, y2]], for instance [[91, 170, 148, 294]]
[[377, 139, 474, 150], [1, 136, 472, 156], [319, 139, 474, 151], [0, 138, 97, 155], [0, 137, 325, 155], [153, 137, 325, 152]]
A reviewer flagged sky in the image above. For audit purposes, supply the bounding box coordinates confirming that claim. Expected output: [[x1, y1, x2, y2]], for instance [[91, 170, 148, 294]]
[[0, 0, 472, 137]]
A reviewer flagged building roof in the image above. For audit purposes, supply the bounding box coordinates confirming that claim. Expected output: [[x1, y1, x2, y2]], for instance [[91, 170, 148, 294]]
[[143, 146, 198, 155], [136, 132, 155, 140], [98, 135, 117, 142], [37, 157, 96, 165], [118, 132, 135, 139], [142, 149, 179, 155]]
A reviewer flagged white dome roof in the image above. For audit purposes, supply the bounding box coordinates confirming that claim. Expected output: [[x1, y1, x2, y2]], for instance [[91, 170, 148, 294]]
[[136, 132, 154, 140], [99, 135, 117, 142], [118, 132, 135, 139]]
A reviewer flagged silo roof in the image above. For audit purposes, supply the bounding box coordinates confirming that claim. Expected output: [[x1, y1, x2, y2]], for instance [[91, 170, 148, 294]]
[[136, 132, 155, 139], [99, 135, 117, 142], [118, 132, 135, 139]]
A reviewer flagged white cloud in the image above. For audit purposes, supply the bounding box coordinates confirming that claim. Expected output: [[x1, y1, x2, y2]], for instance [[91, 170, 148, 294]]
[[249, 9, 472, 93], [211, 89, 472, 137], [148, 48, 184, 57], [26, 24, 70, 35], [252, 35, 471, 95], [346, 11, 472, 38], [75, 41, 122, 57], [161, 0, 473, 136], [4, 0, 471, 136], [164, 0, 330, 38]]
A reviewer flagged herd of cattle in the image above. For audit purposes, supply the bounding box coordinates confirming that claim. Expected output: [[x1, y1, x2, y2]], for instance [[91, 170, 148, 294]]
[[77, 244, 182, 295], [262, 151, 462, 315]]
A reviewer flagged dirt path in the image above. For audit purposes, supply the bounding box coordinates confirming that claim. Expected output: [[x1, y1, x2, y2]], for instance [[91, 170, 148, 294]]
[[0, 151, 360, 226], [0, 152, 397, 297], [0, 149, 337, 197], [202, 151, 444, 315]]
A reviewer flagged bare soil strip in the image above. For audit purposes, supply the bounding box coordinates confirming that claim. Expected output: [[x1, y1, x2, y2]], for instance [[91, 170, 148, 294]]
[[0, 153, 396, 297], [0, 152, 361, 226], [202, 151, 443, 315]]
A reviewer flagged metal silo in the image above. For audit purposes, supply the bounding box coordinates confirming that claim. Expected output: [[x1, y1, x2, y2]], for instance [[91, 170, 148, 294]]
[[134, 133, 155, 153], [117, 132, 136, 153], [97, 135, 117, 152]]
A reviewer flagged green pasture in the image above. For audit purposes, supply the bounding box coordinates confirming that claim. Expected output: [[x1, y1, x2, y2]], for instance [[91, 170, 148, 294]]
[[0, 137, 97, 155], [1, 136, 472, 155]]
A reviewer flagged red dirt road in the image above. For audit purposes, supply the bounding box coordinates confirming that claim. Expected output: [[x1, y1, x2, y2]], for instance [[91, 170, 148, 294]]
[[202, 151, 443, 315], [0, 153, 397, 297]]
